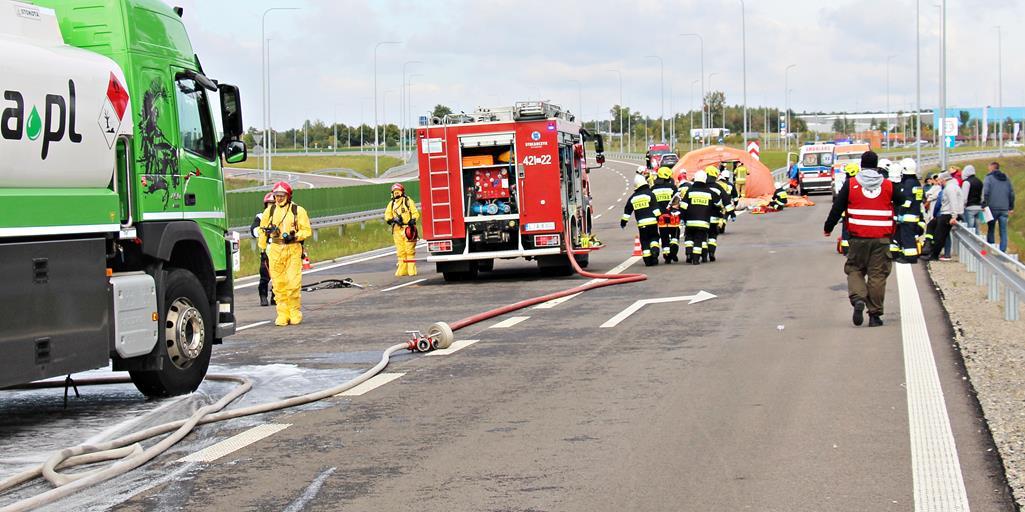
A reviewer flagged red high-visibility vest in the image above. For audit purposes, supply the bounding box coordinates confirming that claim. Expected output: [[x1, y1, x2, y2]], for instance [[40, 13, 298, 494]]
[[847, 178, 894, 238]]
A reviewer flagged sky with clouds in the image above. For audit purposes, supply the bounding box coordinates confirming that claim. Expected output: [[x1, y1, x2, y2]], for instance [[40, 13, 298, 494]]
[[168, 0, 1025, 130]]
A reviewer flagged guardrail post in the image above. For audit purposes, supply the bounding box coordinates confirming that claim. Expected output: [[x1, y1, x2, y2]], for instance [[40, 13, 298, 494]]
[[977, 264, 986, 286], [988, 273, 1000, 302], [250, 239, 257, 252], [1008, 290, 1020, 321], [338, 225, 345, 236], [360, 222, 366, 230], [313, 228, 320, 242]]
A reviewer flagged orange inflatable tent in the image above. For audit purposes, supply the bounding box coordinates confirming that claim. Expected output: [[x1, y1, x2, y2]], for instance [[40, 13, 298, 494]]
[[670, 146, 775, 198]]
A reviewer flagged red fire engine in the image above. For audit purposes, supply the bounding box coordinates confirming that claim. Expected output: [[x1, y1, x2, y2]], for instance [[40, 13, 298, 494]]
[[416, 101, 606, 281]]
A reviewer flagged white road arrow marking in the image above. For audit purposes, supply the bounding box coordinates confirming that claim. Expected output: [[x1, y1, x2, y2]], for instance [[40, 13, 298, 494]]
[[600, 291, 717, 328]]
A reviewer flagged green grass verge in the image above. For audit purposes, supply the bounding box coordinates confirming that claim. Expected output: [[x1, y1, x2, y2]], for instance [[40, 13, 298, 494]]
[[228, 155, 403, 177], [959, 156, 1023, 255], [225, 177, 261, 191], [236, 219, 396, 277]]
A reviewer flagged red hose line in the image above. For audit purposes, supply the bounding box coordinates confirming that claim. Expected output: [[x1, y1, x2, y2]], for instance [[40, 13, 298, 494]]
[[448, 229, 647, 332]]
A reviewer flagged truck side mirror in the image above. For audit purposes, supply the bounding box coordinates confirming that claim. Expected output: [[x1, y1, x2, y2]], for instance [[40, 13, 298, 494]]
[[594, 134, 605, 154], [223, 140, 247, 164], [596, 154, 606, 165], [218, 84, 244, 140]]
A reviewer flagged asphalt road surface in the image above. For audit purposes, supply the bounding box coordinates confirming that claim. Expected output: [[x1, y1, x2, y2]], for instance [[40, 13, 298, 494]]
[[0, 159, 1015, 511]]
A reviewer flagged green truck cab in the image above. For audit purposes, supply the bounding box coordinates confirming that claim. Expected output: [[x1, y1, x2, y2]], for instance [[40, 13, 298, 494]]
[[0, 0, 246, 396]]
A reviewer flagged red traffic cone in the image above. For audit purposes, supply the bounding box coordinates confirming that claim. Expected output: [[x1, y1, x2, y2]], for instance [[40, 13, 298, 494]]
[[632, 236, 643, 257], [302, 254, 312, 270]]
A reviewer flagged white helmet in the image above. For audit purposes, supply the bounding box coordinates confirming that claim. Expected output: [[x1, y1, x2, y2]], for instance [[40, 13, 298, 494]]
[[774, 181, 783, 189], [693, 170, 708, 184], [634, 174, 648, 189], [878, 158, 893, 172], [900, 158, 918, 175], [721, 170, 732, 180], [636, 165, 646, 175], [888, 160, 904, 176]]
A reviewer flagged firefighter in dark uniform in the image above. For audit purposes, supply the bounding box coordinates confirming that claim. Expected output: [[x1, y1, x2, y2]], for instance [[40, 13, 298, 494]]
[[838, 163, 860, 255], [769, 182, 789, 211], [703, 166, 726, 262], [895, 158, 924, 263], [717, 169, 738, 233], [652, 166, 679, 263], [679, 169, 720, 265], [622, 174, 663, 266]]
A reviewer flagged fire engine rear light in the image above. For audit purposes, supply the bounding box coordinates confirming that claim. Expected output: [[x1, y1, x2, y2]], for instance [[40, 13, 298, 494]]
[[428, 240, 453, 253], [534, 234, 561, 247]]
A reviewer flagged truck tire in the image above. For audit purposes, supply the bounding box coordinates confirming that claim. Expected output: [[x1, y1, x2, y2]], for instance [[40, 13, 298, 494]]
[[130, 269, 213, 397], [442, 261, 479, 282], [477, 259, 495, 272]]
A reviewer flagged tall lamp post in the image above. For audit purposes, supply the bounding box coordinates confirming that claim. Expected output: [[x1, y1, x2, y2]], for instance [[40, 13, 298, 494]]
[[690, 79, 700, 151], [609, 69, 624, 153], [994, 25, 1003, 156], [916, 0, 922, 167], [408, 73, 423, 153], [784, 64, 797, 153], [644, 55, 665, 142], [400, 60, 422, 160], [708, 72, 720, 135], [680, 33, 706, 144], [374, 41, 401, 177], [938, 0, 947, 173], [261, 7, 299, 185], [886, 54, 896, 148], [738, 0, 748, 147]]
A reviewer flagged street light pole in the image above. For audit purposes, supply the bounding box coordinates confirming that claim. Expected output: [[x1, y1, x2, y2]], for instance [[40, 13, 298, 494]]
[[374, 41, 401, 177], [886, 54, 896, 148], [609, 69, 624, 153], [408, 74, 423, 147], [261, 7, 298, 185], [400, 60, 422, 161], [995, 25, 1003, 156], [644, 55, 665, 142], [916, 0, 922, 166], [680, 33, 706, 145], [939, 0, 947, 173], [690, 79, 700, 152], [708, 72, 720, 136], [784, 64, 797, 153], [739, 0, 748, 148]]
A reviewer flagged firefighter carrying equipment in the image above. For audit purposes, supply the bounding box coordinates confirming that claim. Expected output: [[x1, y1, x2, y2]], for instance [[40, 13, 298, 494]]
[[679, 172, 721, 265], [259, 194, 313, 326], [622, 176, 662, 266], [652, 171, 679, 260], [386, 187, 421, 277]]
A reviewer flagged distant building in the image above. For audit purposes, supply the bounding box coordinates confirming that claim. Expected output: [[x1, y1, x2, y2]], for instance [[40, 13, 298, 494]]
[[798, 112, 933, 136]]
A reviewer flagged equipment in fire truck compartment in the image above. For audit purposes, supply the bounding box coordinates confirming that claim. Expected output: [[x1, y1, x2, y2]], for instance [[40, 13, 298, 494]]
[[462, 143, 518, 219]]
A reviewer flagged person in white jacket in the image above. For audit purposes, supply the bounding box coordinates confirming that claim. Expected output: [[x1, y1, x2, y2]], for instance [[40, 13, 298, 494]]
[[926, 172, 964, 261]]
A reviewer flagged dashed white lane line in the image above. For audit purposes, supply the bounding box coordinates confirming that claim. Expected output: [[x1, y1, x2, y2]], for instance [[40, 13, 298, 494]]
[[427, 339, 480, 356], [534, 256, 642, 310], [337, 372, 405, 397], [607, 205, 616, 211], [178, 423, 291, 463], [896, 263, 970, 511], [593, 213, 603, 220], [489, 316, 530, 329], [381, 278, 427, 292], [237, 320, 271, 331]]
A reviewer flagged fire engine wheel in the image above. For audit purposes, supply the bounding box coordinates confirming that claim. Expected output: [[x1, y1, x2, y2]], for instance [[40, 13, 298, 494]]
[[477, 259, 495, 272], [130, 269, 213, 398], [442, 261, 479, 282]]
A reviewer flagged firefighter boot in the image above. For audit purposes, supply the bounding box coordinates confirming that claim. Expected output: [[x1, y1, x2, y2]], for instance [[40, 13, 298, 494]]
[[260, 295, 269, 307]]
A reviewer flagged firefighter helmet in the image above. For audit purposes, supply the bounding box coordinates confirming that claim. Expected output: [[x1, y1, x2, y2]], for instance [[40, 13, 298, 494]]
[[263, 192, 275, 204], [271, 181, 292, 198], [391, 183, 405, 194], [900, 158, 918, 175], [634, 174, 648, 189], [844, 163, 860, 177], [657, 166, 673, 180], [704, 165, 719, 178], [693, 170, 708, 184]]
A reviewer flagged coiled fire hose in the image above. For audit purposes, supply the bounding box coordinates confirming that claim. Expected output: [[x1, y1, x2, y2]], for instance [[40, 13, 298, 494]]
[[0, 229, 644, 512]]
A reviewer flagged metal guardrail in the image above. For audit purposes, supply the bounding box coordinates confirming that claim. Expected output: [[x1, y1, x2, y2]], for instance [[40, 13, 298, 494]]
[[951, 226, 1025, 321], [770, 149, 1023, 187], [231, 208, 390, 240]]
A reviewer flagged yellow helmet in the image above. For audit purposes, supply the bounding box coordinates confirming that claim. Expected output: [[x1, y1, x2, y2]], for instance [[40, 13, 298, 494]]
[[844, 162, 860, 177], [657, 166, 673, 180], [704, 165, 719, 178]]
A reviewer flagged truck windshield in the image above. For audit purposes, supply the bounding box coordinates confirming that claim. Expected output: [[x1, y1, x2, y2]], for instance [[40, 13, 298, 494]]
[[175, 77, 217, 160]]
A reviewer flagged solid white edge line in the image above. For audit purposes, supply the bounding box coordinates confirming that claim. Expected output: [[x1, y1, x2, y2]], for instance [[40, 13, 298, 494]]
[[237, 320, 271, 331], [336, 372, 404, 397], [427, 339, 480, 356], [177, 423, 291, 463], [489, 316, 530, 329], [896, 263, 970, 511], [381, 278, 427, 292]]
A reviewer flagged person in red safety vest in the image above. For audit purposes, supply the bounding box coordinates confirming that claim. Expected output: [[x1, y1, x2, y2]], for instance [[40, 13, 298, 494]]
[[823, 151, 905, 328]]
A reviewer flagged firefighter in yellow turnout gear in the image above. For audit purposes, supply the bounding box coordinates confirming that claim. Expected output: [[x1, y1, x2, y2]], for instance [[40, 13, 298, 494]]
[[258, 181, 312, 326], [385, 183, 420, 276]]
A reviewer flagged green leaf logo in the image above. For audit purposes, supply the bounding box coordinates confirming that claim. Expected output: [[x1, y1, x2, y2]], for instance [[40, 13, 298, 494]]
[[26, 106, 41, 140]]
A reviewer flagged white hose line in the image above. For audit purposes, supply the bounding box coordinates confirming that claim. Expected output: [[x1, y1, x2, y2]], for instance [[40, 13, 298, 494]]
[[0, 343, 408, 512]]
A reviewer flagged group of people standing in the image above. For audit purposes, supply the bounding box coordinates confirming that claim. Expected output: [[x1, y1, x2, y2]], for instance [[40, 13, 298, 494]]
[[622, 164, 739, 266], [826, 150, 1016, 328]]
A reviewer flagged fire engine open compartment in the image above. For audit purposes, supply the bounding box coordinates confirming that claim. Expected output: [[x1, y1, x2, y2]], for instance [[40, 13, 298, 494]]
[[459, 135, 521, 253]]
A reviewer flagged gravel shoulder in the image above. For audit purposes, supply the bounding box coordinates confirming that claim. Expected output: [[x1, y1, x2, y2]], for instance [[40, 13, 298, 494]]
[[929, 260, 1025, 508]]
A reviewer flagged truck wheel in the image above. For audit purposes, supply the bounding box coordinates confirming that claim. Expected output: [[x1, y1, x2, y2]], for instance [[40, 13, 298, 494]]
[[477, 259, 495, 272], [130, 269, 213, 397], [442, 261, 479, 282]]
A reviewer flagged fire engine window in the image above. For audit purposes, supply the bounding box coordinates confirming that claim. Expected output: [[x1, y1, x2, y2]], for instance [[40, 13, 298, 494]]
[[175, 77, 217, 160]]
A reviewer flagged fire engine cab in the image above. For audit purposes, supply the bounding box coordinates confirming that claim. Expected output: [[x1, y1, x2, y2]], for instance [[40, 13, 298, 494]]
[[416, 101, 605, 281]]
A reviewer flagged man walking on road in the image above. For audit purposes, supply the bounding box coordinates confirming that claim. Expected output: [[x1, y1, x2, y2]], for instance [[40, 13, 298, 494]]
[[983, 161, 1016, 252], [926, 171, 964, 262], [824, 151, 904, 327]]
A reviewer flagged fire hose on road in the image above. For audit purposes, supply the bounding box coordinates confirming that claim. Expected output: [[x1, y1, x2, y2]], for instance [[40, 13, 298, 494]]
[[0, 230, 645, 512]]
